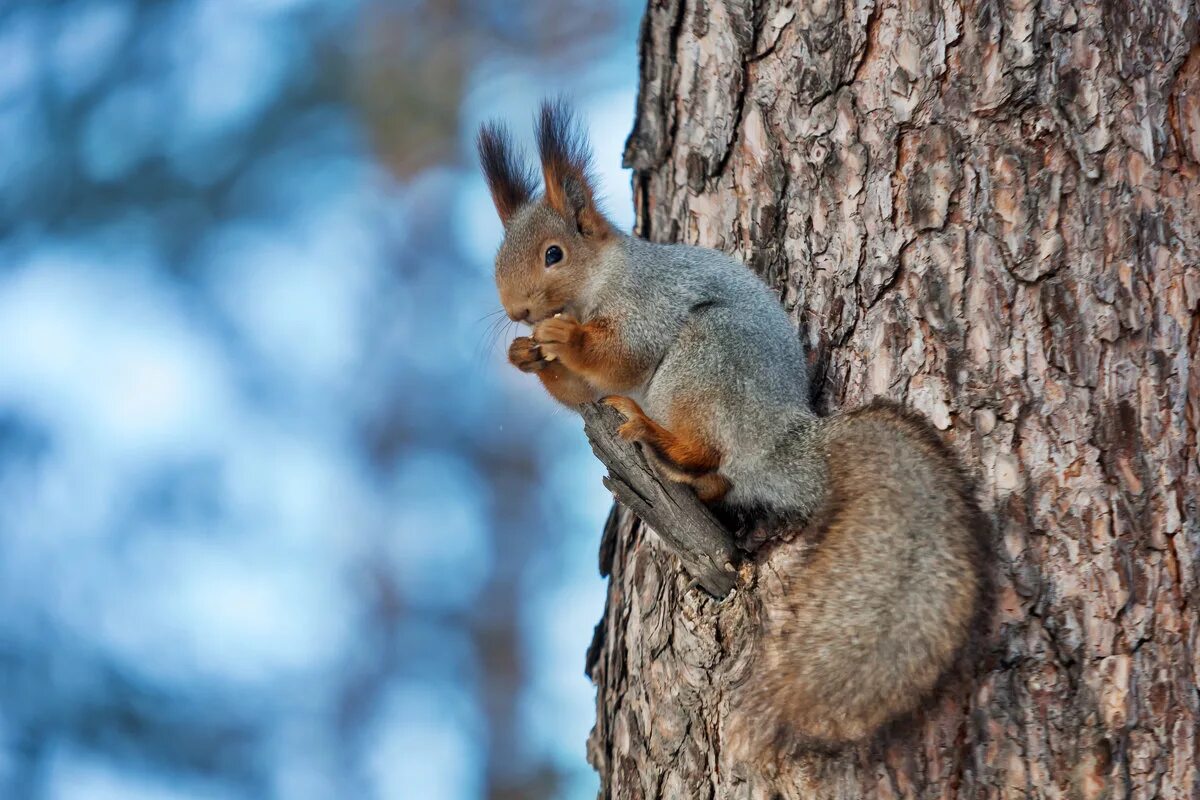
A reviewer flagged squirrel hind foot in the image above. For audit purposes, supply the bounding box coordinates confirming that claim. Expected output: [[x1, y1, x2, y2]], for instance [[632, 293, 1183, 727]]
[[692, 471, 731, 504]]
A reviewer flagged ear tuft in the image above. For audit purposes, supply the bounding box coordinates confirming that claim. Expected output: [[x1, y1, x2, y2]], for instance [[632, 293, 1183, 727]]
[[535, 98, 612, 238], [477, 122, 536, 226]]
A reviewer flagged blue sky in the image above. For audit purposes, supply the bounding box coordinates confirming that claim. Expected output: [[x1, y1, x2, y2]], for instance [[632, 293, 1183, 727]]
[[0, 1, 643, 797]]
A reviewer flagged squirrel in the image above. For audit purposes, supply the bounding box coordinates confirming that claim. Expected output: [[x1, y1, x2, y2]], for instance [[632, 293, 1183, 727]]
[[477, 100, 984, 749]]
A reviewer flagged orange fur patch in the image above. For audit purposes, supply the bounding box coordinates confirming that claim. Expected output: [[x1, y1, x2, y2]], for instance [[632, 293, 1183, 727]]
[[571, 318, 649, 392], [538, 362, 597, 407], [605, 396, 722, 476]]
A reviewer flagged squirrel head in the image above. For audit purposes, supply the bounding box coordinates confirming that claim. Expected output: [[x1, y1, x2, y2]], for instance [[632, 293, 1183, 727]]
[[477, 99, 615, 324]]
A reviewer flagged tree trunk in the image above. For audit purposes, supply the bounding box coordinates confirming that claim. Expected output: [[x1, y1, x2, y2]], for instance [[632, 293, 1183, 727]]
[[586, 0, 1200, 796]]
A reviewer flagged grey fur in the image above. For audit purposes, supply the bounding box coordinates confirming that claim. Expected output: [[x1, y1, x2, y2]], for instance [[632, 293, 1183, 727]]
[[566, 234, 828, 517]]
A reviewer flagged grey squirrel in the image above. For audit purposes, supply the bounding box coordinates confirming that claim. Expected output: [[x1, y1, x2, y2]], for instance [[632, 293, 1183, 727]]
[[478, 100, 983, 748]]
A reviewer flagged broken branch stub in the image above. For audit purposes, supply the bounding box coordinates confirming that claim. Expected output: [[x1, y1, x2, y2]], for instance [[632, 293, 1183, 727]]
[[579, 402, 737, 597]]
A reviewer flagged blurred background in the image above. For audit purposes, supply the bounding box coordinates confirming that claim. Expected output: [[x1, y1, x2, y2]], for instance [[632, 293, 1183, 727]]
[[0, 1, 642, 797]]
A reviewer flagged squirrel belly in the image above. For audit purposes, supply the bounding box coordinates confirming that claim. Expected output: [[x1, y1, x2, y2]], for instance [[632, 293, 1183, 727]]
[[727, 401, 984, 752]]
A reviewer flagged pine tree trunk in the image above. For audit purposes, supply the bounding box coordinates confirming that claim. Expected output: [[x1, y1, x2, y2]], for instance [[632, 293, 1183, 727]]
[[586, 0, 1200, 796]]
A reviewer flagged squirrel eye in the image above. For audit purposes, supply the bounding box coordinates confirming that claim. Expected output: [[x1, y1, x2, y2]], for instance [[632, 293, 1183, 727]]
[[544, 245, 564, 267]]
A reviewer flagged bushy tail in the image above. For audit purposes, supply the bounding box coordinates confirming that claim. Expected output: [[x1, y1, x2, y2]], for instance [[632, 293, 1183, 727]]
[[727, 402, 986, 756]]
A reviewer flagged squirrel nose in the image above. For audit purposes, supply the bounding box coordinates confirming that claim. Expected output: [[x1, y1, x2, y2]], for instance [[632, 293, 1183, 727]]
[[509, 307, 531, 323]]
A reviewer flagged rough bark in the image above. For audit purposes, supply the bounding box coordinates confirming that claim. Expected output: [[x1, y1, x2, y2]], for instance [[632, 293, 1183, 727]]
[[586, 0, 1200, 797]]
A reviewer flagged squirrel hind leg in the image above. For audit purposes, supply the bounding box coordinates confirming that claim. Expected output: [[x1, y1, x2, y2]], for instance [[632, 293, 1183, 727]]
[[639, 445, 730, 504], [602, 395, 731, 504], [691, 471, 731, 504]]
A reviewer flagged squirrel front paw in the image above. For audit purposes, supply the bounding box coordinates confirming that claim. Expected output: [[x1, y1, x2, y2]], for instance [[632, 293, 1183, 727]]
[[532, 314, 584, 364], [508, 336, 549, 373]]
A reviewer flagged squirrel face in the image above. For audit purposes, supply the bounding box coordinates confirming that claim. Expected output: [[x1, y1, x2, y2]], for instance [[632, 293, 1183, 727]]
[[478, 100, 614, 324]]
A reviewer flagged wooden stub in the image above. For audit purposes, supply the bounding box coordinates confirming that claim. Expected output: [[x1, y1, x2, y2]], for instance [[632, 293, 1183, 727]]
[[579, 402, 737, 598]]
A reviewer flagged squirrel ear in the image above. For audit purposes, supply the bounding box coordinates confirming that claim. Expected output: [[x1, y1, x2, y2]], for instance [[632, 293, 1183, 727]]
[[535, 98, 612, 239], [477, 122, 536, 226]]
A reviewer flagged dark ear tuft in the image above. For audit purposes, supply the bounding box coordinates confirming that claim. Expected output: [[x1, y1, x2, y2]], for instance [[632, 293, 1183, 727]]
[[535, 98, 612, 238], [477, 122, 536, 226]]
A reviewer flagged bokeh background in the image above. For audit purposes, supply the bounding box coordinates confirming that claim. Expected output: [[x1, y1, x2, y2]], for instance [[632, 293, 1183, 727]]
[[0, 1, 643, 797]]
